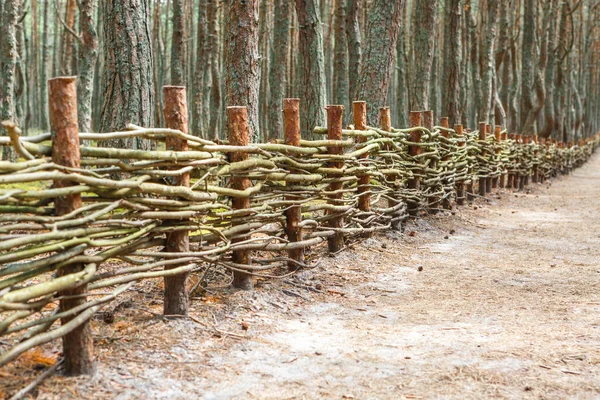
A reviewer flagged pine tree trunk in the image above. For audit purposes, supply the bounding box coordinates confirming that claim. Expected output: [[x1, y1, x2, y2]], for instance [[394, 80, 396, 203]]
[[225, 0, 260, 142], [192, 0, 208, 136], [78, 0, 99, 134], [519, 0, 536, 130], [39, 0, 50, 130], [333, 0, 349, 116], [295, 0, 327, 137], [171, 0, 185, 85], [442, 0, 462, 125], [409, 0, 438, 111], [478, 0, 500, 124], [0, 0, 20, 160], [60, 0, 77, 76], [267, 0, 290, 141], [354, 0, 404, 125], [98, 0, 155, 149], [346, 0, 361, 108], [208, 0, 221, 139]]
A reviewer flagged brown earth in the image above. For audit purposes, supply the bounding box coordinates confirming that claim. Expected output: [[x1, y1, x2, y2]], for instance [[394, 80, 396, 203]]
[[2, 151, 600, 399]]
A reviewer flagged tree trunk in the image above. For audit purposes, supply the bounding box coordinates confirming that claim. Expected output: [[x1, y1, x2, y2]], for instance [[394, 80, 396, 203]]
[[0, 0, 20, 160], [395, 0, 408, 128], [170, 0, 186, 85], [98, 0, 155, 149], [39, 0, 50, 130], [208, 0, 221, 139], [295, 0, 327, 137], [346, 0, 361, 109], [192, 0, 208, 136], [478, 0, 500, 124], [333, 0, 349, 115], [443, 0, 462, 125], [78, 0, 99, 134], [60, 0, 77, 76], [267, 0, 290, 141], [519, 0, 536, 130], [354, 0, 404, 125], [225, 0, 260, 142], [409, 0, 438, 111]]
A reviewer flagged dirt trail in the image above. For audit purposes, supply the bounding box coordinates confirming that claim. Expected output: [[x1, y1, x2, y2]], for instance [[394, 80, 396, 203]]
[[11, 152, 600, 400]]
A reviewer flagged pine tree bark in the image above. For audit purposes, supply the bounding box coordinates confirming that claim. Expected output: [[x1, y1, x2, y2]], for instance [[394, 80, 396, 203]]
[[442, 0, 462, 125], [78, 0, 98, 134], [409, 0, 438, 111], [267, 0, 290, 141], [295, 0, 327, 137], [98, 0, 155, 149], [225, 0, 260, 142], [60, 0, 77, 76], [0, 0, 20, 161], [355, 0, 404, 125], [192, 0, 208, 135], [171, 0, 186, 85], [478, 0, 500, 124], [40, 0, 50, 130], [208, 0, 221, 139], [333, 0, 349, 114], [346, 0, 361, 109], [519, 0, 536, 130]]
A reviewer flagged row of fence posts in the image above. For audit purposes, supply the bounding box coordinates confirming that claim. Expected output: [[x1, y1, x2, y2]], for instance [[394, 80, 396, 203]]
[[40, 77, 585, 375]]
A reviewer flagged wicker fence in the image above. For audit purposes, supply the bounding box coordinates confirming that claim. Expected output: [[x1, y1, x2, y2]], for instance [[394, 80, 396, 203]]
[[0, 77, 598, 373]]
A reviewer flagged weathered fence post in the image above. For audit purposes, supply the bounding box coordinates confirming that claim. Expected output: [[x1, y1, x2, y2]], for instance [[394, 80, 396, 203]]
[[466, 128, 475, 201], [163, 86, 191, 314], [424, 110, 439, 213], [532, 134, 539, 183], [440, 117, 451, 209], [354, 101, 371, 233], [455, 124, 466, 205], [283, 99, 304, 270], [380, 107, 399, 227], [492, 125, 502, 189], [485, 124, 493, 193], [228, 106, 253, 289], [49, 76, 94, 375], [408, 111, 422, 216], [326, 105, 345, 253], [479, 122, 487, 197], [499, 130, 507, 188]]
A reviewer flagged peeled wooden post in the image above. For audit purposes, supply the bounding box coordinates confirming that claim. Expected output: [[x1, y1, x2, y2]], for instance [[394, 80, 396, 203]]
[[283, 99, 304, 270], [228, 106, 253, 289], [532, 134, 539, 183], [499, 131, 507, 188], [380, 107, 399, 228], [163, 86, 191, 314], [423, 111, 439, 213], [492, 126, 501, 189], [485, 124, 493, 193], [478, 122, 487, 197], [517, 134, 525, 190], [455, 124, 466, 205], [466, 128, 475, 201], [49, 76, 94, 375], [522, 135, 530, 188], [440, 117, 451, 209], [355, 101, 372, 232], [326, 105, 345, 253], [408, 111, 422, 216]]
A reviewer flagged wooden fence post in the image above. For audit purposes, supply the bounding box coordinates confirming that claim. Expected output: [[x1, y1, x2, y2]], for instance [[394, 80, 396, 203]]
[[532, 134, 539, 183], [49, 76, 94, 375], [283, 99, 304, 270], [354, 101, 371, 232], [466, 128, 475, 201], [455, 124, 466, 205], [516, 134, 525, 190], [478, 122, 487, 197], [227, 106, 253, 289], [408, 111, 422, 216], [499, 130, 507, 188], [424, 110, 439, 213], [163, 86, 191, 314], [492, 125, 501, 189], [380, 107, 399, 227], [485, 124, 492, 193], [326, 105, 345, 253]]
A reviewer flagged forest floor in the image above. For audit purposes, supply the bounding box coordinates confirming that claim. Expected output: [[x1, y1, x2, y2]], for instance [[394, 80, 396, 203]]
[[2, 152, 600, 400]]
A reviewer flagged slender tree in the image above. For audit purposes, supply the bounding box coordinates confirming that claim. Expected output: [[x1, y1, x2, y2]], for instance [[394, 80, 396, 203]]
[[171, 0, 185, 85], [267, 0, 290, 140], [295, 0, 327, 136], [333, 0, 349, 116], [354, 0, 404, 125], [78, 0, 99, 133], [409, 0, 438, 111], [443, 0, 462, 125], [225, 0, 260, 142], [0, 0, 20, 160], [98, 0, 155, 149]]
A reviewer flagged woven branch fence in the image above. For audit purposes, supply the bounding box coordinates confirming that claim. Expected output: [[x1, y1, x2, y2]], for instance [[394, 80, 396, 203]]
[[0, 78, 598, 373]]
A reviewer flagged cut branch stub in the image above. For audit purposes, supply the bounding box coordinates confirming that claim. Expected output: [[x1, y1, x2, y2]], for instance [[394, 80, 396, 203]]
[[162, 86, 191, 315], [326, 105, 345, 253], [283, 99, 304, 270], [48, 76, 95, 376], [228, 106, 253, 289]]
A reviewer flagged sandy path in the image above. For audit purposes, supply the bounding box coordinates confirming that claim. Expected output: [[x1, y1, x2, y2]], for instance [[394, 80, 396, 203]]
[[19, 151, 600, 400]]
